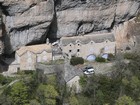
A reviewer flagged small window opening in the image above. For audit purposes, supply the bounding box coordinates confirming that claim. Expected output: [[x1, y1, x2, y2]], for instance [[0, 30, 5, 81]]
[[77, 49, 80, 52], [69, 50, 72, 53], [81, 0, 86, 3], [126, 46, 131, 50]]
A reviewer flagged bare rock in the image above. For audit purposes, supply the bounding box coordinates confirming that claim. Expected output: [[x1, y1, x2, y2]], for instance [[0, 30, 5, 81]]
[[0, 0, 139, 54], [2, 0, 54, 54], [49, 0, 140, 38]]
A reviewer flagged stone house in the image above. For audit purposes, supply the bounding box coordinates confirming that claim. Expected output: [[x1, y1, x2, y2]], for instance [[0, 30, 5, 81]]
[[60, 33, 116, 59], [16, 44, 52, 70], [52, 43, 63, 60], [64, 68, 82, 93], [36, 62, 83, 93]]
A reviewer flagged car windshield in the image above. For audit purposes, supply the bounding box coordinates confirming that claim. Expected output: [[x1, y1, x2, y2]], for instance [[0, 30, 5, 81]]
[[85, 67, 93, 69]]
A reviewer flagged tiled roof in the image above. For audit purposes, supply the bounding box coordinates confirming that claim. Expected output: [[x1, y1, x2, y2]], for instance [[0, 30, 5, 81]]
[[64, 64, 83, 82], [61, 33, 115, 46], [16, 44, 52, 56]]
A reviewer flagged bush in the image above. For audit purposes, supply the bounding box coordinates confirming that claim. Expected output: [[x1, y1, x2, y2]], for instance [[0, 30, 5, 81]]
[[79, 76, 87, 87], [124, 53, 137, 60], [0, 74, 13, 85], [95, 57, 106, 62], [107, 53, 115, 61], [70, 57, 84, 66]]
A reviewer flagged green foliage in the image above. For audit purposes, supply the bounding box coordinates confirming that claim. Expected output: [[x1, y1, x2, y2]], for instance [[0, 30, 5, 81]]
[[77, 96, 91, 105], [47, 75, 57, 87], [10, 81, 29, 105], [1, 52, 140, 105], [136, 13, 140, 22], [69, 95, 79, 105], [124, 52, 137, 60], [115, 95, 136, 105], [70, 57, 84, 66], [95, 57, 106, 62], [30, 100, 40, 105], [37, 84, 58, 105], [107, 53, 115, 61], [79, 76, 87, 87], [0, 94, 12, 105], [0, 74, 13, 85]]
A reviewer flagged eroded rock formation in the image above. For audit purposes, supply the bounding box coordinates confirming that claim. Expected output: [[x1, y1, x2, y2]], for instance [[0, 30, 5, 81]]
[[0, 7, 4, 55], [50, 0, 139, 38], [0, 0, 139, 55], [1, 0, 54, 54]]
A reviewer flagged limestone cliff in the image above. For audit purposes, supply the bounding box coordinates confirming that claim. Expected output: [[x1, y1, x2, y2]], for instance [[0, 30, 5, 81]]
[[0, 0, 139, 55]]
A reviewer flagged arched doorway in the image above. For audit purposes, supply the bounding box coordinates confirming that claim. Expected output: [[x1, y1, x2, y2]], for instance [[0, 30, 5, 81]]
[[86, 54, 96, 61], [101, 53, 109, 59]]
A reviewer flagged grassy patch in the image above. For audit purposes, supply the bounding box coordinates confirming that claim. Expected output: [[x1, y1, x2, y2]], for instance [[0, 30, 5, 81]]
[[95, 57, 106, 62]]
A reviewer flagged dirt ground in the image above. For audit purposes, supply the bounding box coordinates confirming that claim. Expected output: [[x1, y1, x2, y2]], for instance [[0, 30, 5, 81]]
[[83, 61, 114, 75]]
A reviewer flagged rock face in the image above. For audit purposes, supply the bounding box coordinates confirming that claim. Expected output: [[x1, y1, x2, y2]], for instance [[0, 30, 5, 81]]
[[0, 8, 4, 54], [50, 0, 139, 38], [0, 0, 139, 54], [1, 0, 54, 54]]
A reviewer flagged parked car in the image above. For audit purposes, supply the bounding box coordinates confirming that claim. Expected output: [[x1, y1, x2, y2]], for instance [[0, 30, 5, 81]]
[[83, 66, 95, 75], [83, 70, 94, 75]]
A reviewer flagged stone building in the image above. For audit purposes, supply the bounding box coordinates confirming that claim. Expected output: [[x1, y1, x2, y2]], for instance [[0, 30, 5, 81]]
[[52, 43, 63, 60], [15, 44, 52, 70], [60, 33, 116, 59]]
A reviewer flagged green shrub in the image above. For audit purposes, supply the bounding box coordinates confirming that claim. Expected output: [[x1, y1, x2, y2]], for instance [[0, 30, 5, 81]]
[[136, 13, 140, 22], [70, 57, 84, 66], [0, 74, 13, 85], [124, 53, 137, 60], [95, 57, 106, 62], [79, 76, 87, 87], [107, 53, 115, 61]]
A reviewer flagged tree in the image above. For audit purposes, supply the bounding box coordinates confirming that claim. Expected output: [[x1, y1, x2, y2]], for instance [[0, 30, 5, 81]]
[[37, 84, 58, 105], [10, 81, 29, 105], [95, 57, 106, 62], [115, 95, 136, 105], [69, 95, 79, 105], [30, 99, 40, 105], [70, 57, 84, 66]]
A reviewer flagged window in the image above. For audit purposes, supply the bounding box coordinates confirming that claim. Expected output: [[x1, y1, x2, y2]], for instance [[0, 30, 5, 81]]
[[69, 50, 72, 53], [126, 46, 131, 50], [77, 49, 80, 52], [81, 0, 86, 2], [78, 44, 80, 46], [17, 67, 20, 71]]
